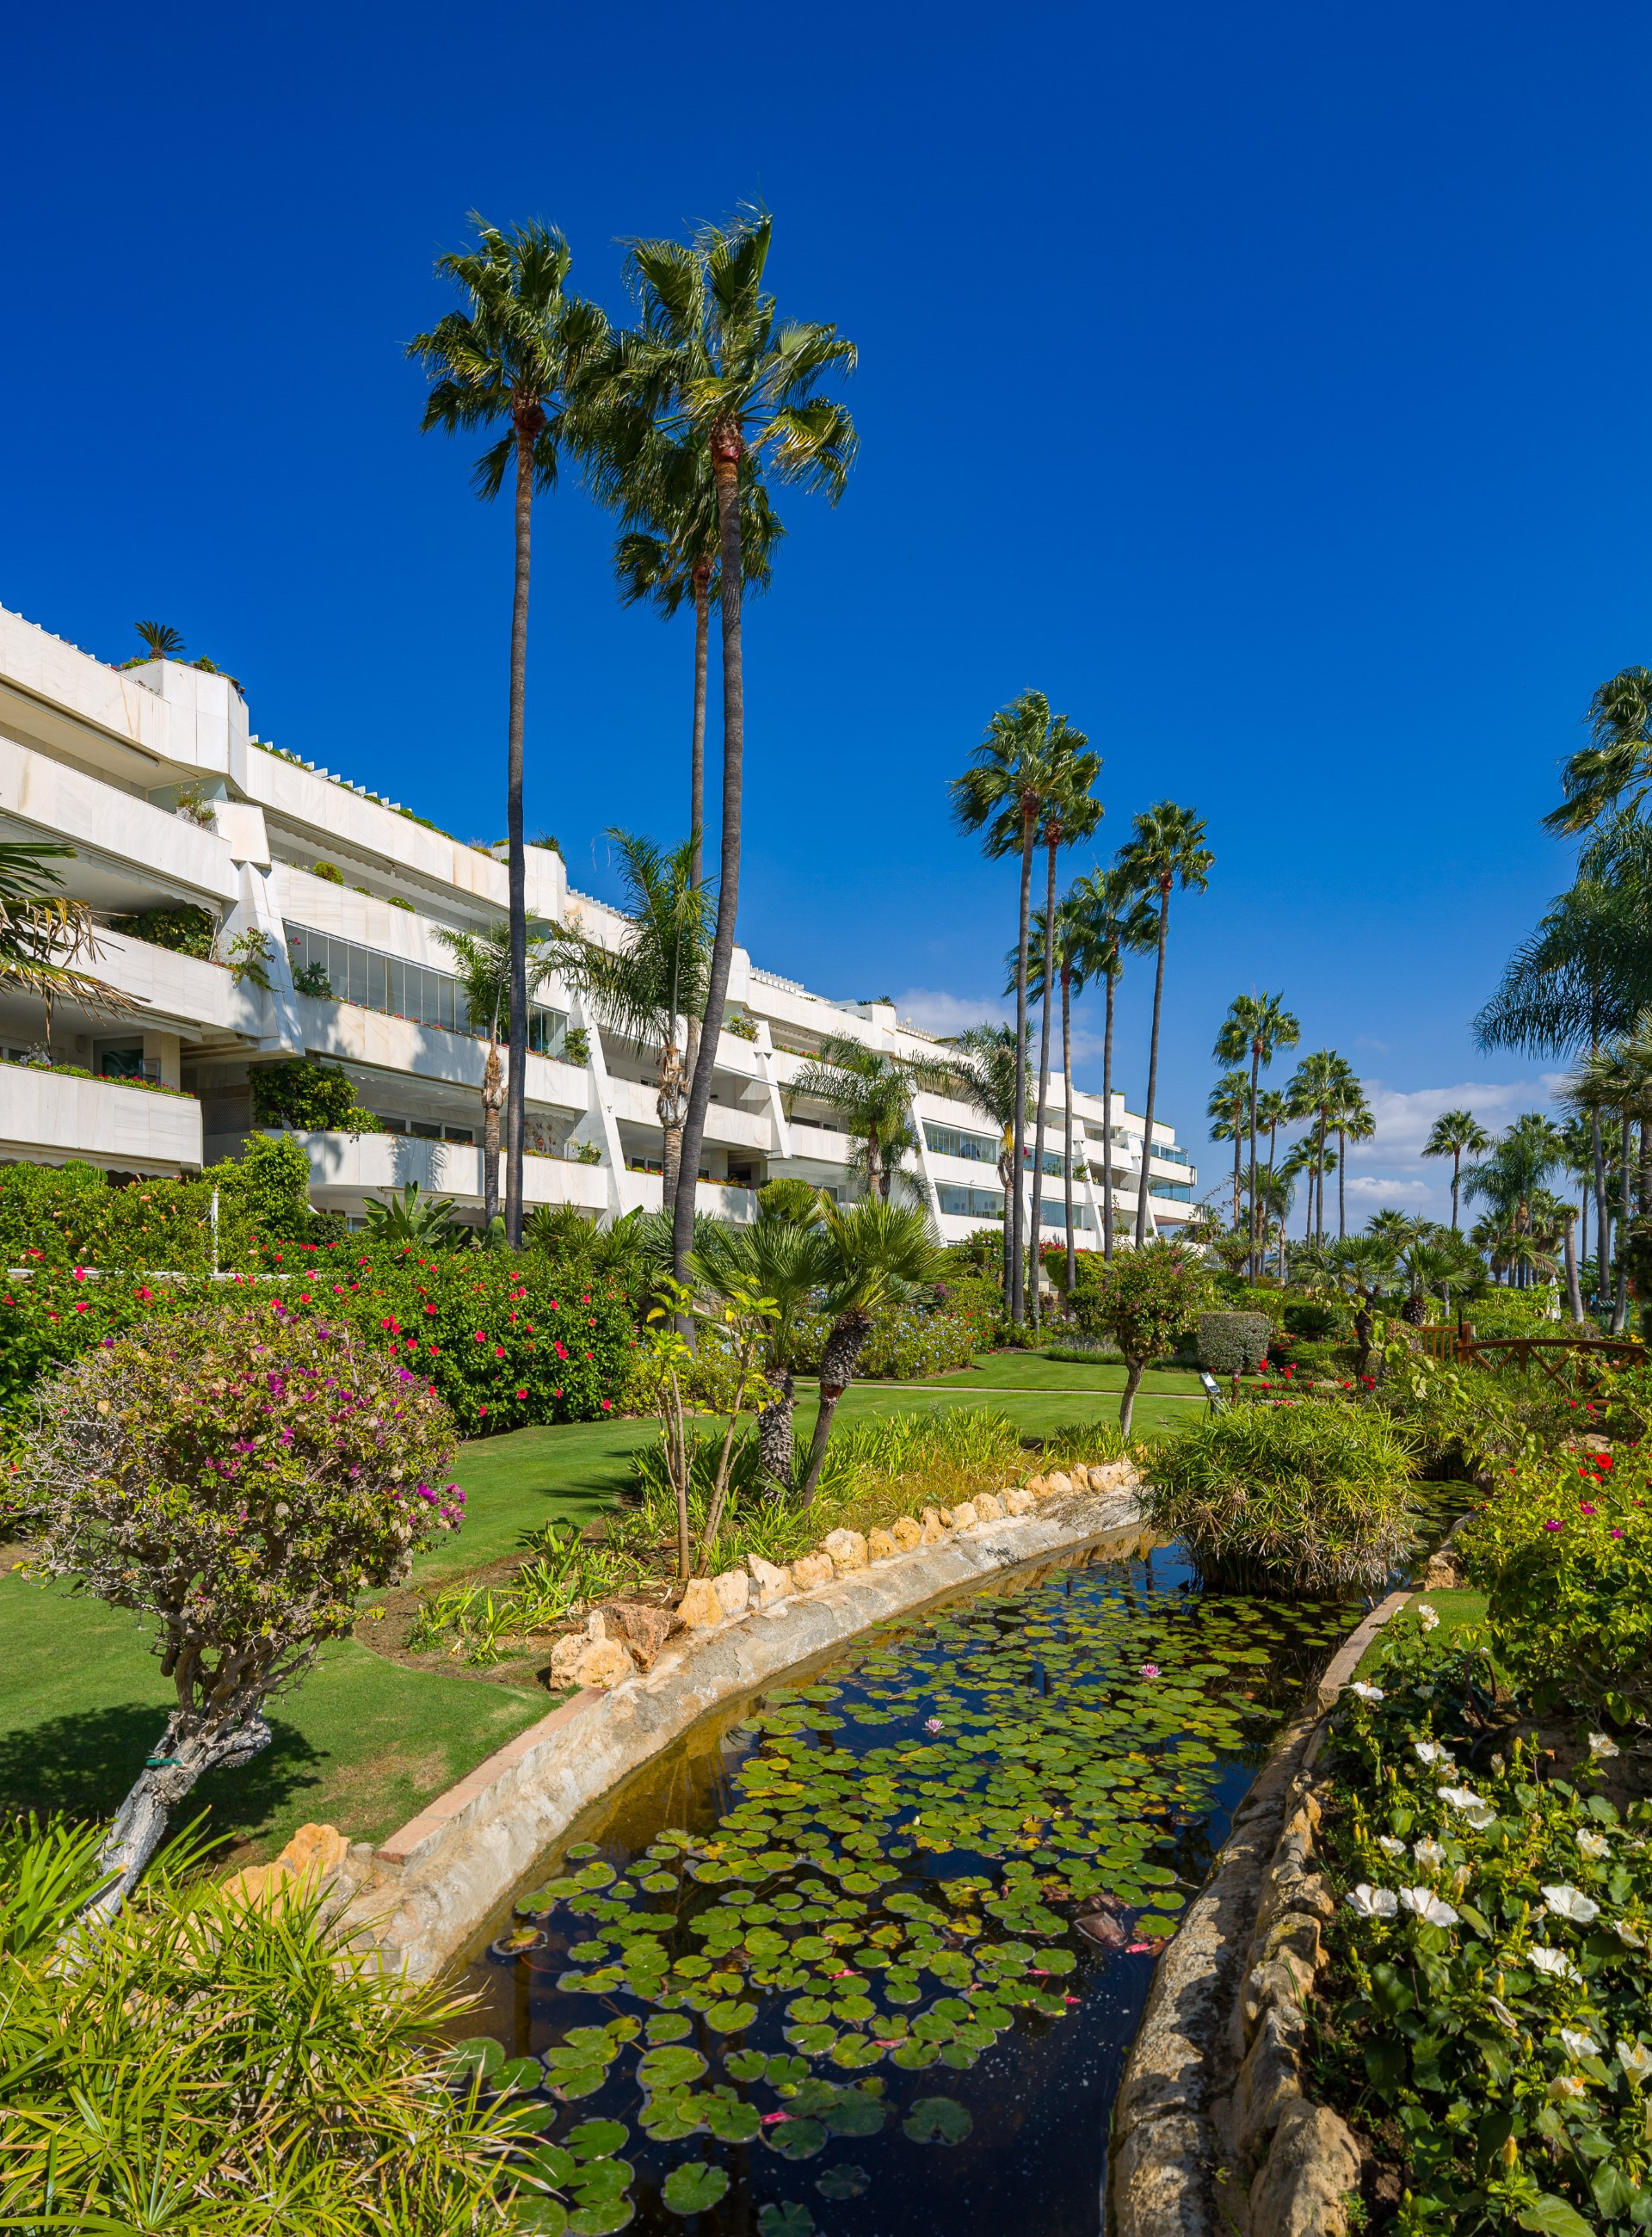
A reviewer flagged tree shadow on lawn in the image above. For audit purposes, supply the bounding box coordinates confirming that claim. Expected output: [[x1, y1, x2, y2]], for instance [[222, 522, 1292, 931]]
[[0, 1702, 324, 1848]]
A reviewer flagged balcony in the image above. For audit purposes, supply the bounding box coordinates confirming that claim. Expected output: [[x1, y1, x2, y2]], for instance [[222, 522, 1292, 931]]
[[280, 1131, 609, 1213], [292, 995, 590, 1112], [0, 1064, 203, 1174]]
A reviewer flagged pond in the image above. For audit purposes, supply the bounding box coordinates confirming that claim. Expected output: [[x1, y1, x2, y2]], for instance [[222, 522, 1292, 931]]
[[455, 1541, 1358, 2237]]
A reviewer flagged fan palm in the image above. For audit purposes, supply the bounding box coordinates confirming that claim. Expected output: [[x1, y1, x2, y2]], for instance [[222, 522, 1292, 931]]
[[1113, 804, 1214, 1245], [942, 1021, 1032, 1297], [542, 831, 713, 1204], [792, 1034, 953, 1205], [1331, 1068, 1374, 1242], [1212, 992, 1300, 1273], [692, 1215, 829, 1490], [433, 918, 559, 1229], [1023, 741, 1101, 1322], [1207, 1069, 1251, 1233], [1421, 1109, 1490, 1230], [1545, 668, 1652, 836], [1061, 867, 1157, 1259], [606, 213, 855, 1286], [408, 218, 609, 1247]]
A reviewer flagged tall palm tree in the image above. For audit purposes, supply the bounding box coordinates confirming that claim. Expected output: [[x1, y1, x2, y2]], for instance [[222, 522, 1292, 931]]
[[1285, 1049, 1345, 1244], [434, 919, 559, 1229], [541, 832, 713, 1205], [609, 213, 856, 1289], [1421, 1110, 1490, 1231], [602, 434, 784, 886], [1212, 991, 1300, 1273], [1060, 868, 1156, 1260], [944, 1021, 1032, 1297], [409, 218, 609, 1247], [950, 691, 1069, 1321], [792, 1034, 953, 1204], [1464, 1112, 1567, 1294], [1545, 668, 1652, 836], [1331, 1065, 1374, 1242], [1114, 804, 1214, 1246], [1207, 1069, 1251, 1233]]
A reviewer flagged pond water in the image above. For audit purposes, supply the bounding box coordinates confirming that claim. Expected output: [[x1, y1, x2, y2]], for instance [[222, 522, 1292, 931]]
[[456, 1542, 1357, 2237]]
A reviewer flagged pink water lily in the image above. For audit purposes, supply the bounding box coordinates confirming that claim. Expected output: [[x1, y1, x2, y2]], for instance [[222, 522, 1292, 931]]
[[1140, 1664, 1161, 1679], [761, 2111, 792, 2125]]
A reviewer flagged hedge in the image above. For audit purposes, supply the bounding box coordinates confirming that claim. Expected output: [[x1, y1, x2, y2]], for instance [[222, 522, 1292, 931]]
[[1196, 1310, 1274, 1376], [0, 1137, 325, 1275]]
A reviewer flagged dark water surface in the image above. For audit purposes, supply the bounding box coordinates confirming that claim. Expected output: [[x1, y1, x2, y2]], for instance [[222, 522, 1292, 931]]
[[457, 1544, 1355, 2237]]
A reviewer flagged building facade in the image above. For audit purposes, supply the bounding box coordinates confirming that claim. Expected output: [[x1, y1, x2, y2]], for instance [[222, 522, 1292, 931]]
[[0, 604, 1196, 1244]]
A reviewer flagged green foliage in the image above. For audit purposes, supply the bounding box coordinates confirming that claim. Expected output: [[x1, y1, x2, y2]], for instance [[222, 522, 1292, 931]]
[[1069, 1242, 1210, 1370], [108, 902, 218, 958], [1147, 1401, 1421, 1594], [1196, 1310, 1274, 1376], [0, 1821, 534, 2230], [933, 1274, 1000, 1352], [225, 927, 274, 989], [1374, 1349, 1597, 1476], [560, 1025, 591, 1067], [724, 1012, 759, 1043], [219, 1130, 315, 1246], [311, 860, 344, 884], [407, 1521, 640, 1665], [250, 1059, 379, 1133], [789, 1300, 977, 1380], [291, 958, 333, 996], [759, 1178, 825, 1226]]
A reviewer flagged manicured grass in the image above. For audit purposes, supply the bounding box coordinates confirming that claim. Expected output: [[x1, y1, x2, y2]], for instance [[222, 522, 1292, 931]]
[[1355, 1587, 1491, 1679], [877, 1350, 1205, 1396]]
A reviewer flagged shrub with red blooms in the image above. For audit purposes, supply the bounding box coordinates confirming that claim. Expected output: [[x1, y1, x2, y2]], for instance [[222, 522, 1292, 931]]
[[18, 1306, 461, 1912]]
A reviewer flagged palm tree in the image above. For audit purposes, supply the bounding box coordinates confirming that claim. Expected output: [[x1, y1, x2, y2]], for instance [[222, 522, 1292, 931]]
[[0, 840, 137, 1049], [795, 1201, 947, 1506], [362, 1180, 463, 1248], [1207, 1069, 1250, 1232], [433, 918, 559, 1229], [792, 1035, 952, 1204], [1464, 1112, 1567, 1294], [1421, 1110, 1490, 1230], [602, 433, 784, 885], [943, 1022, 1032, 1297], [693, 1212, 829, 1490], [134, 621, 185, 661], [1331, 1066, 1374, 1242], [1060, 867, 1156, 1260], [950, 691, 1069, 1321], [1212, 991, 1300, 1273], [1285, 1049, 1345, 1245], [409, 218, 609, 1248], [1545, 668, 1652, 836], [1023, 743, 1101, 1326], [608, 213, 856, 1289], [1113, 804, 1214, 1246]]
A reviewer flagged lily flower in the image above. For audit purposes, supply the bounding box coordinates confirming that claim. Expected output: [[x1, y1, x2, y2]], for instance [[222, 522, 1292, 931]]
[[1560, 2028, 1601, 2060], [1438, 1786, 1495, 1829], [1548, 2074, 1589, 2101], [1616, 1919, 1646, 1949], [1413, 1837, 1447, 1873], [1542, 1884, 1600, 1925], [1414, 1741, 1454, 1768], [1415, 1603, 1440, 1632], [1618, 2040, 1652, 2085], [1377, 1835, 1406, 1858], [1400, 1886, 1458, 1927], [1345, 1883, 1399, 1919]]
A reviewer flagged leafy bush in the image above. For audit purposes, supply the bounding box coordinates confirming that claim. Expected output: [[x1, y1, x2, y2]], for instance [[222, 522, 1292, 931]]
[[790, 1300, 977, 1380], [1070, 1240, 1210, 1431], [0, 1819, 534, 2230], [250, 1059, 379, 1132], [1280, 1297, 1347, 1340], [1197, 1310, 1274, 1375], [1146, 1401, 1420, 1594], [108, 902, 219, 959], [559, 1025, 590, 1067], [1374, 1348, 1596, 1477], [933, 1273, 1001, 1352], [311, 859, 344, 884]]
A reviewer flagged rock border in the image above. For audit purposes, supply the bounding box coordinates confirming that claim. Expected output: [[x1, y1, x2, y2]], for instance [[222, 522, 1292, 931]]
[[1109, 1586, 1418, 2237], [331, 1467, 1145, 1980]]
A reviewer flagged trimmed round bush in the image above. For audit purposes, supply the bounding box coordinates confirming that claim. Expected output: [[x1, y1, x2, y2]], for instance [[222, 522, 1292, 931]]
[[1196, 1310, 1274, 1376]]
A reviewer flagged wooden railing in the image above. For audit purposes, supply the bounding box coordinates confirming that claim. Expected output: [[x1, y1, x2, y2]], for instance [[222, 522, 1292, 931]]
[[1417, 1326, 1644, 1385]]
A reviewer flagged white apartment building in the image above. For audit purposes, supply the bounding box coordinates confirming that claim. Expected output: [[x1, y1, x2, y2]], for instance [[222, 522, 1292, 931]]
[[0, 603, 1196, 1246]]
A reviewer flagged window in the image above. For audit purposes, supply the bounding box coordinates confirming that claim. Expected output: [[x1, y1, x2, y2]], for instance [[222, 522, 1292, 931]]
[[1020, 1145, 1067, 1177], [284, 922, 566, 1053], [924, 1122, 999, 1164], [1149, 1180, 1194, 1203], [1150, 1143, 1190, 1166], [93, 1041, 158, 1083], [937, 1183, 1005, 1221], [1039, 1202, 1094, 1229]]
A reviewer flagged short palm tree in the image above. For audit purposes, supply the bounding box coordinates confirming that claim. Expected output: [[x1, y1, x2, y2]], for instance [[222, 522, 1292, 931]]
[[795, 1201, 947, 1506], [693, 1214, 829, 1490], [362, 1181, 462, 1248], [408, 217, 609, 1247], [1060, 867, 1156, 1259], [1113, 804, 1214, 1246], [792, 1034, 952, 1204], [1421, 1110, 1490, 1230], [1212, 992, 1300, 1273], [433, 919, 558, 1229], [607, 213, 856, 1285], [942, 1021, 1032, 1297], [134, 621, 185, 661], [1207, 1069, 1251, 1233], [542, 831, 713, 1205]]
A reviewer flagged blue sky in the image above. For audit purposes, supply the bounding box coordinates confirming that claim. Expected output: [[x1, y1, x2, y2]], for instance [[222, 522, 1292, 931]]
[[4, 0, 1646, 1225]]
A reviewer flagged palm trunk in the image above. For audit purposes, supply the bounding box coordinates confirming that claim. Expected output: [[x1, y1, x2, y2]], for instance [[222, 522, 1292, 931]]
[[482, 1038, 503, 1229], [658, 1034, 687, 1205], [1009, 810, 1035, 1318], [1451, 1149, 1461, 1230], [674, 438, 746, 1290], [1336, 1126, 1347, 1241], [1564, 1212, 1584, 1323], [504, 425, 534, 1251], [1133, 889, 1170, 1247], [690, 565, 711, 890], [1315, 1113, 1327, 1242], [756, 1365, 796, 1491], [1101, 971, 1117, 1260], [797, 1313, 871, 1506], [1230, 1125, 1242, 1231], [1247, 1048, 1261, 1276], [1061, 965, 1076, 1297], [1614, 1114, 1632, 1333], [1029, 837, 1057, 1326], [1593, 1107, 1609, 1295]]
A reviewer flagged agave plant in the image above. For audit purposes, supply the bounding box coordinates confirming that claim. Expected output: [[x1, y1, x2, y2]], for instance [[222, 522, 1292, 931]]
[[361, 1180, 465, 1248]]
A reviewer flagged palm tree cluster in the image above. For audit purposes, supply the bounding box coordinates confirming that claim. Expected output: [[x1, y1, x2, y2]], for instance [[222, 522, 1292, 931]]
[[408, 209, 855, 1265], [1476, 664, 1652, 1329], [949, 691, 1211, 1327], [1201, 1020, 1373, 1275]]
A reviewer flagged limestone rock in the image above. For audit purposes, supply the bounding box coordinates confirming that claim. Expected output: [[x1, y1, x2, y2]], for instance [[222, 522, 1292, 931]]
[[1045, 1470, 1074, 1496], [221, 1821, 351, 1910], [1242, 1950, 1316, 2041], [712, 1568, 750, 1619], [891, 1515, 923, 1551], [283, 1821, 351, 1884], [675, 1577, 724, 1630], [1002, 1487, 1034, 1516], [973, 1493, 1004, 1523], [951, 1501, 979, 1529], [571, 1636, 634, 1690], [1249, 2099, 1362, 2237], [920, 1508, 947, 1544], [1024, 1473, 1050, 1498], [821, 1528, 868, 1573], [606, 1599, 675, 1669], [1231, 2001, 1307, 2164], [866, 1528, 898, 1562], [747, 1554, 793, 1607], [550, 1630, 590, 1683], [792, 1551, 835, 1590], [1420, 1550, 1464, 1589], [1067, 1464, 1094, 1491]]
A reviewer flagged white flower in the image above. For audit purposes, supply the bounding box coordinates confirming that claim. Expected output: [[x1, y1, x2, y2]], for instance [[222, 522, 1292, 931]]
[[1549, 2074, 1589, 2100], [1618, 2039, 1652, 2084], [1488, 1995, 1521, 2032], [1414, 1741, 1454, 1768], [1438, 1786, 1496, 1829], [1414, 1684, 1438, 1699], [1345, 1883, 1400, 1920], [1529, 1944, 1582, 1982], [1616, 1919, 1646, 1950], [1576, 1828, 1611, 1860], [1400, 1886, 1459, 1927], [1560, 2028, 1601, 2060], [1414, 1837, 1447, 1873], [1589, 1731, 1622, 1760], [1378, 1835, 1407, 1858], [1351, 1681, 1384, 1703], [1542, 1884, 1601, 1925], [1491, 1753, 1506, 1772], [1416, 1603, 1441, 1633]]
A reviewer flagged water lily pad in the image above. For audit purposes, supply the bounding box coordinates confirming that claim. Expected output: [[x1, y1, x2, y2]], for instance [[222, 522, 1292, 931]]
[[764, 2117, 828, 2160], [662, 2163, 729, 2215], [445, 2035, 502, 2081], [515, 2206, 570, 2237], [724, 2049, 769, 2081], [566, 2121, 629, 2160], [757, 2204, 815, 2237], [816, 2164, 870, 2199], [495, 2055, 545, 2092], [644, 2013, 693, 2044], [824, 2088, 888, 2137], [891, 2041, 940, 2069], [638, 2047, 707, 2091], [567, 2206, 632, 2237], [705, 1999, 759, 2033], [784, 2024, 837, 2055], [904, 2095, 974, 2144], [638, 2099, 705, 2141]]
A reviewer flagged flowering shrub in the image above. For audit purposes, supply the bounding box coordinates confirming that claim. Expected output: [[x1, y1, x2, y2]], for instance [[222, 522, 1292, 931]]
[[1069, 1240, 1211, 1432], [0, 1134, 322, 1277], [1318, 1628, 1652, 2232]]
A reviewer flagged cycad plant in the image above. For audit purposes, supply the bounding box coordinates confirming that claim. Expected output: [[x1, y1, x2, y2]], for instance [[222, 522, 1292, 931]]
[[693, 1212, 829, 1489], [361, 1180, 464, 1248], [1060, 866, 1156, 1258], [606, 213, 856, 1285], [408, 217, 609, 1246], [791, 1034, 953, 1203], [433, 917, 559, 1229], [544, 830, 713, 1203], [1113, 804, 1214, 1246]]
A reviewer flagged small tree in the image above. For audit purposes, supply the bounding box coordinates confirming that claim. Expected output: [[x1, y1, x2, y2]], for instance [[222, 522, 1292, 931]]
[[19, 1307, 463, 1919], [1071, 1240, 1209, 1434]]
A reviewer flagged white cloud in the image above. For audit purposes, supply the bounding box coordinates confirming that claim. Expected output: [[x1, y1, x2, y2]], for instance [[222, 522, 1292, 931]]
[[1348, 1079, 1551, 1170], [891, 988, 1009, 1038]]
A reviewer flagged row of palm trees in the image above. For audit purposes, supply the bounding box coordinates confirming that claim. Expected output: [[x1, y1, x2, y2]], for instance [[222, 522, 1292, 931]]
[[1204, 1014, 1379, 1270], [407, 210, 854, 1272]]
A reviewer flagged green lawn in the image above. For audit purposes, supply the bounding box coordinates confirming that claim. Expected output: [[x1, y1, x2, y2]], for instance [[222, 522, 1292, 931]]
[[0, 1373, 1182, 1866], [875, 1350, 1205, 1398]]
